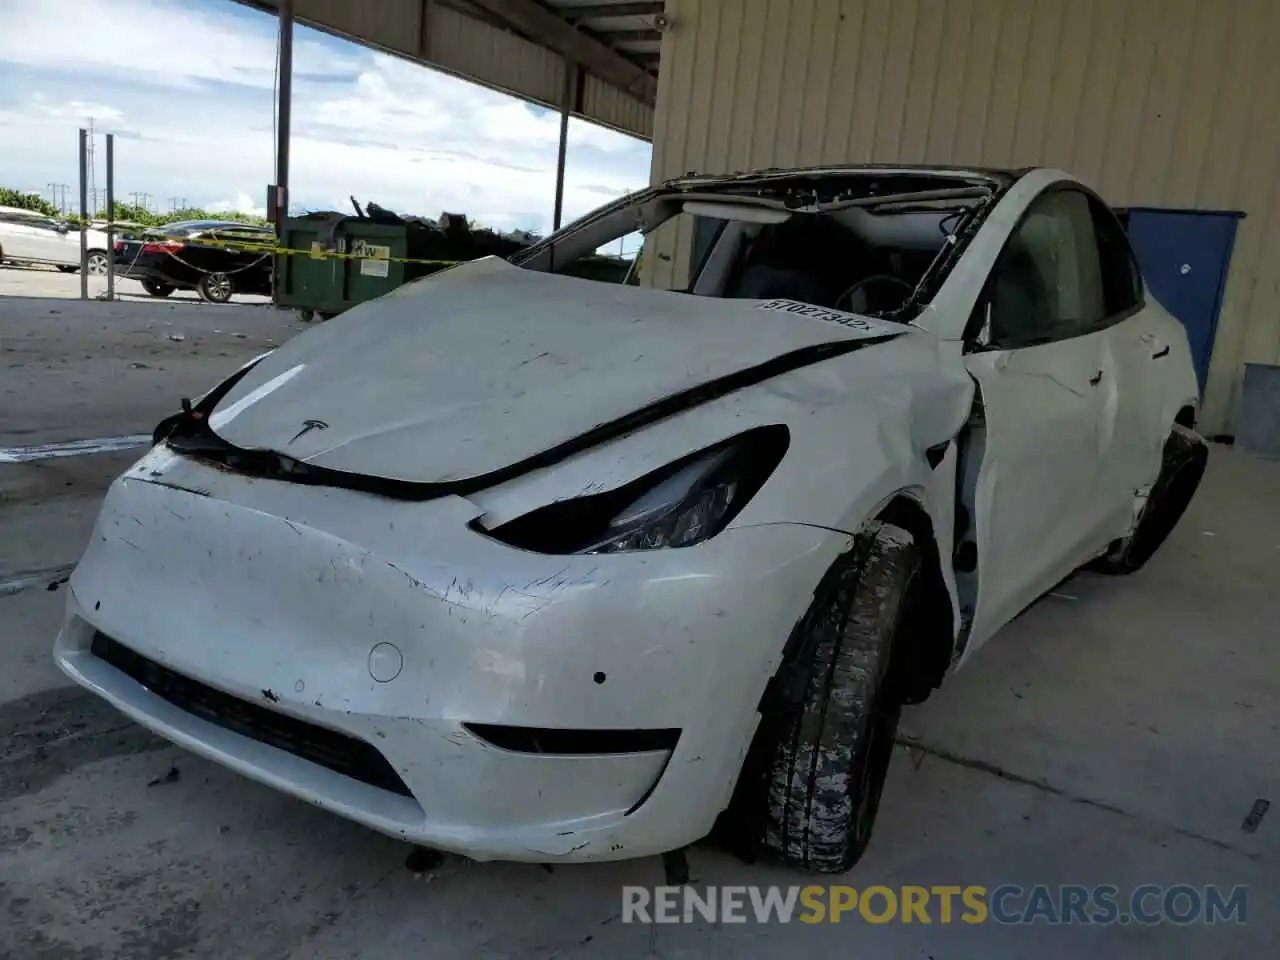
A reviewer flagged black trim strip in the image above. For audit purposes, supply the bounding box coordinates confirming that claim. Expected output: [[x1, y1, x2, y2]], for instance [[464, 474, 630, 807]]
[[91, 632, 413, 798], [464, 723, 680, 755], [161, 333, 902, 502]]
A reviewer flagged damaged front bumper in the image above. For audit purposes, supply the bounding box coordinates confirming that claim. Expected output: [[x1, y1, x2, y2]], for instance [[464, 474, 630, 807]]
[[54, 447, 849, 862]]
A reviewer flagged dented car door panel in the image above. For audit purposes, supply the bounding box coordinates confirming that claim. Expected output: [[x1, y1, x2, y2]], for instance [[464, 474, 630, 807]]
[[963, 332, 1112, 647]]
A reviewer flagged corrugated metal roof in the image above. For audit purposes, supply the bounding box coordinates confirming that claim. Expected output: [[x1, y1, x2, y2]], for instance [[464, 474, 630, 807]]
[[235, 0, 661, 139]]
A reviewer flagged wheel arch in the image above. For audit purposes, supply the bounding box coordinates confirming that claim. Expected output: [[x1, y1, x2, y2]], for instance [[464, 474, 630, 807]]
[[870, 493, 957, 704]]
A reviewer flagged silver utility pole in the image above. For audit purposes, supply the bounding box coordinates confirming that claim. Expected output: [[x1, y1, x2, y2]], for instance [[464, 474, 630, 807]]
[[270, 0, 294, 303], [78, 128, 89, 300], [105, 133, 115, 301], [274, 0, 293, 231]]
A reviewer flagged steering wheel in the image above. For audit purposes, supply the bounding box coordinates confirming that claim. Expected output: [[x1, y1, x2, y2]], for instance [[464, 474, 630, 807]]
[[835, 274, 915, 314]]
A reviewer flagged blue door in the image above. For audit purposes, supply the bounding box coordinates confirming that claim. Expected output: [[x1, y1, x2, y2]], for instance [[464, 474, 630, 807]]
[[1122, 209, 1242, 392]]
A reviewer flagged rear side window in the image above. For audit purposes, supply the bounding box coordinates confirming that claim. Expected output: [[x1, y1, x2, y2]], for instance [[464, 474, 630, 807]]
[[986, 189, 1106, 346], [1090, 199, 1143, 315]]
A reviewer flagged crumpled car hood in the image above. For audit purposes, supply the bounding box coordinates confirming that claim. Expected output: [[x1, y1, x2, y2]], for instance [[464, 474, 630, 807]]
[[209, 257, 906, 483]]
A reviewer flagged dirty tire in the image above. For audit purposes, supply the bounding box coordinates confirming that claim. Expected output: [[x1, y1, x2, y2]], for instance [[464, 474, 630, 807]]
[[196, 272, 233, 304], [734, 523, 920, 873], [1089, 424, 1208, 575], [142, 279, 175, 298]]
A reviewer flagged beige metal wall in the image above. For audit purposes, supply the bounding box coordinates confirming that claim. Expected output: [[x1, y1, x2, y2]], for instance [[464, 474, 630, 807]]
[[651, 0, 1280, 433], [242, 0, 654, 139]]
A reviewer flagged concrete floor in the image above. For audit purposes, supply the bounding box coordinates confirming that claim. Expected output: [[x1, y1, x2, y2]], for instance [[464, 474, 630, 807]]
[[1, 284, 1276, 958]]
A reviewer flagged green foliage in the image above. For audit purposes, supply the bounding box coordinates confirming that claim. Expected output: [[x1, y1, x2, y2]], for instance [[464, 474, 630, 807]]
[[0, 188, 62, 218], [103, 202, 162, 227], [0, 188, 268, 229], [92, 203, 269, 228]]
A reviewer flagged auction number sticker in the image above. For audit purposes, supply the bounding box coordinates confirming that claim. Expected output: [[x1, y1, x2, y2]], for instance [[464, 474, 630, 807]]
[[754, 298, 889, 332]]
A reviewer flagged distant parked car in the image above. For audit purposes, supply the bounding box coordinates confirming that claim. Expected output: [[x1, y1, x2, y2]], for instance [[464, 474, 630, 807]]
[[114, 220, 275, 303], [0, 205, 111, 274]]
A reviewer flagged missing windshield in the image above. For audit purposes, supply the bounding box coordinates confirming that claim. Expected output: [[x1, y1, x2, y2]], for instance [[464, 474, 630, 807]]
[[514, 171, 1003, 322]]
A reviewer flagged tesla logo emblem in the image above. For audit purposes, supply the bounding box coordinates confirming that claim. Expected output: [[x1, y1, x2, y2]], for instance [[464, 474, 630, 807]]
[[288, 419, 329, 444]]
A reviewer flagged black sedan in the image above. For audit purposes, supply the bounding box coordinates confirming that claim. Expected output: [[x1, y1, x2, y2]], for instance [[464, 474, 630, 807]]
[[114, 220, 275, 303]]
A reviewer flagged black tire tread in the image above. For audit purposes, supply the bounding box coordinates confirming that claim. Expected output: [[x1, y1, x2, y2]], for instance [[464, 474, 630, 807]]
[[762, 522, 919, 873], [1090, 423, 1208, 575]]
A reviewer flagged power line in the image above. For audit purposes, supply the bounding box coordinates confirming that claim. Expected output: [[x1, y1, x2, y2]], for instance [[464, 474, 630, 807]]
[[86, 118, 96, 211], [48, 183, 70, 213]]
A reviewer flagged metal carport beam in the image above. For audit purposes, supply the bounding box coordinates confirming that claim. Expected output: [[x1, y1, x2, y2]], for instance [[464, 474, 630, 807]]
[[553, 59, 581, 231], [563, 2, 664, 18], [465, 0, 657, 106]]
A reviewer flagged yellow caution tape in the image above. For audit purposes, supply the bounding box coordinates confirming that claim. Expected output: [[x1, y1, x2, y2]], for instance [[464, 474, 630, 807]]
[[44, 214, 468, 267]]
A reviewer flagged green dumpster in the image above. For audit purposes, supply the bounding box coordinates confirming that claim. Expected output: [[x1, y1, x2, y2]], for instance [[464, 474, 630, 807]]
[[275, 219, 443, 321], [275, 212, 528, 321]]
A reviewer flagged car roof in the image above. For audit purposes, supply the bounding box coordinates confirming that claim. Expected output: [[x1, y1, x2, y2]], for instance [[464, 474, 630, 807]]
[[164, 219, 270, 230], [0, 205, 58, 217]]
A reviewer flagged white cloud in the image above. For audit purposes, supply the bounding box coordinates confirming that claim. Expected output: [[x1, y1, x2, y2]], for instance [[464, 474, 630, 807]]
[[207, 191, 267, 219], [0, 0, 356, 90], [0, 0, 651, 235]]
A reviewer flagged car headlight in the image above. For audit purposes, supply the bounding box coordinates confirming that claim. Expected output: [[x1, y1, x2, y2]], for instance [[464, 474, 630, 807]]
[[483, 425, 789, 554]]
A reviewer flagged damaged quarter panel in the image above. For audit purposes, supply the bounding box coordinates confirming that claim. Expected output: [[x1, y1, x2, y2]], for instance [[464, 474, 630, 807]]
[[468, 330, 973, 536], [468, 330, 973, 642]]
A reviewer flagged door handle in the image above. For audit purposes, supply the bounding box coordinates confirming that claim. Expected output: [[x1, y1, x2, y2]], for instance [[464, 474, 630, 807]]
[[1152, 345, 1170, 359], [1089, 370, 1104, 386]]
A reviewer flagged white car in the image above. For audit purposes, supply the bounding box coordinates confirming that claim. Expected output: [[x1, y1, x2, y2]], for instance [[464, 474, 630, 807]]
[[54, 166, 1206, 873], [0, 205, 111, 274]]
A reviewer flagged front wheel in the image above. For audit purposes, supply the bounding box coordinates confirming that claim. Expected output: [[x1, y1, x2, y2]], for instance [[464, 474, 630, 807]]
[[196, 272, 234, 304], [57, 264, 79, 274], [86, 250, 109, 276], [727, 523, 920, 873], [1089, 424, 1208, 575]]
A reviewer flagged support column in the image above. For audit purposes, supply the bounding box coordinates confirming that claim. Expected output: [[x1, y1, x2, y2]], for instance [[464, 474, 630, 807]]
[[78, 128, 88, 301], [271, 0, 294, 300], [105, 133, 115, 301], [552, 59, 579, 232]]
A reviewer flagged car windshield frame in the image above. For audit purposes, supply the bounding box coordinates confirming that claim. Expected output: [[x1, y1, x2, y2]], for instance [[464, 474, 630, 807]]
[[511, 166, 1017, 323]]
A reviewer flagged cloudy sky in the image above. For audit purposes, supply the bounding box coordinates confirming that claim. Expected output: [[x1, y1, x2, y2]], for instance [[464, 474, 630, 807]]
[[0, 0, 653, 234]]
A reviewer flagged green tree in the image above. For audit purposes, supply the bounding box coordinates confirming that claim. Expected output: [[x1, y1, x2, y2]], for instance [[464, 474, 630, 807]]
[[0, 188, 62, 218]]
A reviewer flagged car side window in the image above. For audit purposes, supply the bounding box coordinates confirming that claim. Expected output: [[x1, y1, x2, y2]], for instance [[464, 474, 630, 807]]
[[1089, 198, 1143, 315], [986, 189, 1107, 347]]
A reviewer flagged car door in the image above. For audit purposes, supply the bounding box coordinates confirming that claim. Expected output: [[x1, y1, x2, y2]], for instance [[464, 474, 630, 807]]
[[962, 187, 1121, 647], [28, 214, 73, 262], [1089, 199, 1172, 534], [45, 217, 85, 266], [0, 211, 50, 261]]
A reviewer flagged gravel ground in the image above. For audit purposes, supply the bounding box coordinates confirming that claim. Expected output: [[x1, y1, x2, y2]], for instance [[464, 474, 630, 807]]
[[0, 268, 303, 447]]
